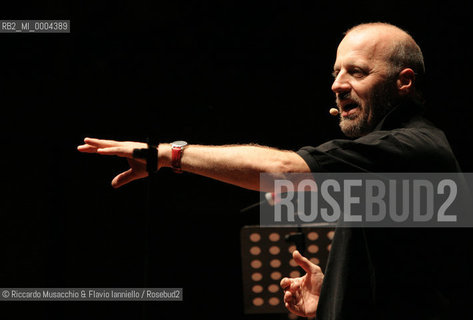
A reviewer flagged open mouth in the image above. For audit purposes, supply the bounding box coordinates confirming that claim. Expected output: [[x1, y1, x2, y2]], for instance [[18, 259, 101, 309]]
[[341, 103, 360, 117]]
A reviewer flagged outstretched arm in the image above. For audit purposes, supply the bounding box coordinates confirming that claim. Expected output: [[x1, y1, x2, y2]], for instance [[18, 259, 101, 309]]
[[77, 138, 310, 191], [280, 250, 325, 318]]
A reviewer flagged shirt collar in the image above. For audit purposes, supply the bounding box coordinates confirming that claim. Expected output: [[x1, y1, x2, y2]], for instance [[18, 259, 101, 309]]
[[373, 100, 424, 132]]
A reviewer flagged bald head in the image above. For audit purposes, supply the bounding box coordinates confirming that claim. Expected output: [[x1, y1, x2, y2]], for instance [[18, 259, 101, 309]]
[[345, 23, 425, 82], [331, 23, 425, 137], [345, 22, 413, 39]]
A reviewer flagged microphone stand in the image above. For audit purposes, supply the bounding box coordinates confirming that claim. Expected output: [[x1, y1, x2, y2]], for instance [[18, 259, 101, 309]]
[[132, 138, 158, 320], [285, 226, 306, 256]]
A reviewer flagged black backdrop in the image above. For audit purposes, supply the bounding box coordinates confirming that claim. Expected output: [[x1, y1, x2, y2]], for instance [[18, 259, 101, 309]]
[[1, 1, 472, 319]]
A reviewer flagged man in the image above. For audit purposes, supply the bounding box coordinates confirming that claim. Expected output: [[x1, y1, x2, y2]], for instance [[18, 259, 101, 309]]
[[78, 23, 466, 319]]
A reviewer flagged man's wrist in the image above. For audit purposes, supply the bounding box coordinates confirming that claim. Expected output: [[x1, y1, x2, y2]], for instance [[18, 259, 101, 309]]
[[157, 143, 172, 170], [170, 141, 188, 173]]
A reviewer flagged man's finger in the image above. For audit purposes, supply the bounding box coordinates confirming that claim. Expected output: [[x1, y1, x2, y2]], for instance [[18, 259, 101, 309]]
[[111, 169, 139, 188], [97, 147, 131, 158], [283, 290, 293, 303], [289, 279, 301, 292], [280, 277, 292, 290], [83, 137, 120, 148], [77, 144, 98, 153], [293, 250, 319, 274], [285, 302, 297, 314], [284, 291, 301, 316]]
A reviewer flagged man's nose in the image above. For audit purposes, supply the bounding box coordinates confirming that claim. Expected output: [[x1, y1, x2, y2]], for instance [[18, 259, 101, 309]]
[[331, 73, 351, 94]]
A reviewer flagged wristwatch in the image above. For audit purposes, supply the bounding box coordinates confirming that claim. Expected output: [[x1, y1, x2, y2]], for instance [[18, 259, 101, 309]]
[[171, 140, 188, 173]]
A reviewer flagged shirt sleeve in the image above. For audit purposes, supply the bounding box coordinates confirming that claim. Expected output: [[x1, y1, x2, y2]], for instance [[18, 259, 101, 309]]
[[296, 130, 428, 173]]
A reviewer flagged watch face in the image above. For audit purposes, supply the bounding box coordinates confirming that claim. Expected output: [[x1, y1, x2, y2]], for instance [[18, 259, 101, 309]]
[[172, 140, 188, 147]]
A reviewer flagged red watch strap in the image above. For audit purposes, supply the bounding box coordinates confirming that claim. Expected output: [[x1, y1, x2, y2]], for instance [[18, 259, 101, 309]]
[[171, 146, 183, 173]]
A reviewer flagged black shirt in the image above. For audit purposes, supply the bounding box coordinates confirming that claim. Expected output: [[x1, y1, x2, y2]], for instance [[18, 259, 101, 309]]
[[296, 102, 472, 320]]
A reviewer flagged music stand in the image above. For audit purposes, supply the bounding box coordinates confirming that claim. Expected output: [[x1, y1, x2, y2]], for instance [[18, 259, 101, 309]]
[[240, 225, 335, 316]]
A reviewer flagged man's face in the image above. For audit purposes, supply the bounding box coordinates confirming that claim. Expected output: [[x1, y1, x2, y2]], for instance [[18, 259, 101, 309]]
[[331, 29, 400, 137]]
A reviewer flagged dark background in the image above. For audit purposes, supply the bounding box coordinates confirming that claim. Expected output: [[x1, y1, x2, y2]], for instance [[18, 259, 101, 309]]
[[1, 1, 472, 319]]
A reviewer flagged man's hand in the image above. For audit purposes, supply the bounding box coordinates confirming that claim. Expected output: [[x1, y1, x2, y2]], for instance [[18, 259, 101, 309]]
[[280, 250, 324, 318], [77, 137, 150, 188]]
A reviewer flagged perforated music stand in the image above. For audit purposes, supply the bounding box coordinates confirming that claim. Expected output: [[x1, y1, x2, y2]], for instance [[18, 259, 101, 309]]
[[240, 225, 335, 315]]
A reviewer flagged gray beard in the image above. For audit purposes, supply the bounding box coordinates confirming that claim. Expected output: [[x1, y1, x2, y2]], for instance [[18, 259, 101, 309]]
[[340, 79, 399, 138]]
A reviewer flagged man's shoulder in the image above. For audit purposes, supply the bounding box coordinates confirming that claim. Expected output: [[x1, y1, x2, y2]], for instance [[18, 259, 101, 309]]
[[314, 121, 445, 153], [366, 117, 452, 154], [363, 122, 457, 169], [362, 121, 446, 148], [297, 118, 460, 172]]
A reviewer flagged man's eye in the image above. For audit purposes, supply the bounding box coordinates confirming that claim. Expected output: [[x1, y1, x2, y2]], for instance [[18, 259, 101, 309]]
[[332, 71, 339, 78], [350, 69, 366, 77]]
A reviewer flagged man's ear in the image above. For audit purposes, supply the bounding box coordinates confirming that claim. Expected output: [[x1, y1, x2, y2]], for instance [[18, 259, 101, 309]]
[[397, 68, 415, 96]]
